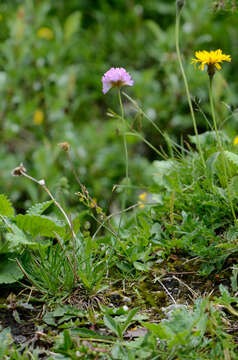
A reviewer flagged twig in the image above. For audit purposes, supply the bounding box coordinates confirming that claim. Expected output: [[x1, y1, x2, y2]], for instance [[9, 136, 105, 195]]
[[154, 277, 177, 305], [172, 275, 198, 298]]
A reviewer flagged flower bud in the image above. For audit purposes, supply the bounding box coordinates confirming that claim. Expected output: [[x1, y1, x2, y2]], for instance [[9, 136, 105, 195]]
[[176, 0, 185, 14]]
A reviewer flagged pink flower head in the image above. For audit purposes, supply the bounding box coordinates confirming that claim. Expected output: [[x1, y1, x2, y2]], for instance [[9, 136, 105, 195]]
[[102, 67, 134, 94]]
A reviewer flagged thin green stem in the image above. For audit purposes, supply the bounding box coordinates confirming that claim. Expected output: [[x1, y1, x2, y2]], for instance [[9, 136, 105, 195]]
[[175, 12, 205, 168], [117, 88, 129, 235], [209, 77, 237, 224], [123, 92, 191, 157], [208, 77, 221, 148]]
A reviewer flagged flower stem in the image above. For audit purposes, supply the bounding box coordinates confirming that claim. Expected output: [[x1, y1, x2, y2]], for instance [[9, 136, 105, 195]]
[[175, 11, 205, 168], [208, 77, 237, 224], [117, 88, 129, 234]]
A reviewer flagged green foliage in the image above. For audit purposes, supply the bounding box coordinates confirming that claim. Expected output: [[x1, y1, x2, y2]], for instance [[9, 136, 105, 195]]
[[26, 200, 53, 215], [143, 299, 236, 359], [0, 198, 66, 283], [0, 194, 14, 217], [15, 214, 66, 238], [0, 257, 23, 283], [224, 150, 238, 167], [19, 246, 75, 298], [103, 308, 139, 339], [2, 0, 238, 358], [43, 305, 85, 326]]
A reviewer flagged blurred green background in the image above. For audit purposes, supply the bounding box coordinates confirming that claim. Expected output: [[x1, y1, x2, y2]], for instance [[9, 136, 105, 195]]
[[0, 0, 238, 211]]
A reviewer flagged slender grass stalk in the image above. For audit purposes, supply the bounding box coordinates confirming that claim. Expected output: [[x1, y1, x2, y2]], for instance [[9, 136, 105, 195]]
[[123, 92, 191, 156], [175, 11, 206, 168], [208, 77, 237, 224], [117, 88, 129, 235]]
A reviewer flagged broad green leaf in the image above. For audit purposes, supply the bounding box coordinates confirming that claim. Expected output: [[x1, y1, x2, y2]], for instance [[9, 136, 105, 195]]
[[224, 151, 238, 167], [190, 131, 229, 149], [103, 314, 121, 337], [0, 258, 23, 284], [15, 214, 65, 238], [152, 160, 174, 189], [27, 200, 53, 215], [0, 194, 14, 217], [5, 224, 36, 251], [142, 322, 168, 339]]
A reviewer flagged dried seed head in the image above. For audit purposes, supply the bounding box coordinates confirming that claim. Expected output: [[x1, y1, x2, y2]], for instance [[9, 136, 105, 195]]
[[11, 163, 26, 176], [58, 142, 70, 152]]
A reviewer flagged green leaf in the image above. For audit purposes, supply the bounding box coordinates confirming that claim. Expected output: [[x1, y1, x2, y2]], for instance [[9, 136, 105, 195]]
[[224, 151, 238, 167], [27, 200, 53, 215], [190, 131, 229, 149], [43, 312, 57, 326], [5, 224, 36, 252], [121, 308, 139, 334], [152, 160, 174, 189], [15, 214, 65, 238], [103, 314, 121, 337], [64, 11, 81, 41], [0, 194, 14, 217], [142, 322, 167, 338], [72, 327, 115, 340], [0, 258, 23, 284], [227, 175, 238, 200]]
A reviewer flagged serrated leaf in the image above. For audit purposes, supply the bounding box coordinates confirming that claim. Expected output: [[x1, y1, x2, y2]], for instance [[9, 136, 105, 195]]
[[0, 194, 14, 217], [224, 151, 238, 167], [27, 200, 53, 216], [5, 224, 36, 252], [15, 214, 65, 238], [0, 258, 23, 284], [103, 314, 121, 337]]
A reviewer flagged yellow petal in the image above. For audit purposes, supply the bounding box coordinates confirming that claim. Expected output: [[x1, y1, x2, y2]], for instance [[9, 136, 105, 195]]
[[139, 192, 147, 201], [233, 136, 238, 146], [33, 109, 44, 125]]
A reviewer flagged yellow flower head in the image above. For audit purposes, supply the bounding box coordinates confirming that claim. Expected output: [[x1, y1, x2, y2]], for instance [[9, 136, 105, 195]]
[[138, 192, 147, 209], [191, 49, 231, 77], [233, 136, 238, 146], [139, 192, 147, 201], [33, 109, 44, 125], [37, 27, 54, 40]]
